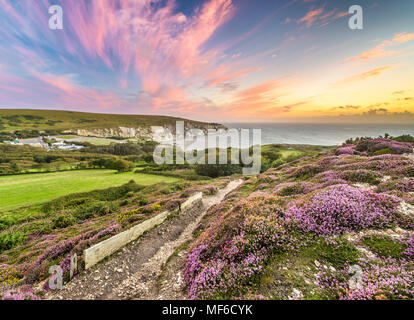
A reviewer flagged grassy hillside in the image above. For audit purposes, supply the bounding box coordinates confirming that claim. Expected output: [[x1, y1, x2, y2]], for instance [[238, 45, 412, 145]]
[[183, 137, 414, 300], [0, 176, 225, 299], [0, 109, 221, 132], [0, 170, 179, 211]]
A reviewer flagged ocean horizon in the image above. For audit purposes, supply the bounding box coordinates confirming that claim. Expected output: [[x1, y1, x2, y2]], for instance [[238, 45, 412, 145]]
[[224, 123, 414, 146], [162, 122, 414, 150]]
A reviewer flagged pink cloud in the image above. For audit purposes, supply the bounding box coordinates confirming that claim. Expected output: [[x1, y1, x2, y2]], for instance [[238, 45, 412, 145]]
[[297, 7, 348, 28], [0, 0, 239, 116], [393, 32, 414, 43], [346, 32, 414, 63], [334, 66, 395, 86], [298, 8, 324, 27]]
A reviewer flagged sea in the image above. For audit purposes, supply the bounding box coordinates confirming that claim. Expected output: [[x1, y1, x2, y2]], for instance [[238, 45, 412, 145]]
[[159, 122, 414, 150], [223, 123, 414, 147]]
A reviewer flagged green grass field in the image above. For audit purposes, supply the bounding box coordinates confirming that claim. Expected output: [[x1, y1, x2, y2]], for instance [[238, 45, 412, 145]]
[[0, 109, 217, 132], [0, 170, 179, 211], [279, 149, 303, 158]]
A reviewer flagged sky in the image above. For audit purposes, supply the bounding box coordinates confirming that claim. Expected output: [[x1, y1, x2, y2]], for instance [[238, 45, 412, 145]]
[[0, 0, 413, 123]]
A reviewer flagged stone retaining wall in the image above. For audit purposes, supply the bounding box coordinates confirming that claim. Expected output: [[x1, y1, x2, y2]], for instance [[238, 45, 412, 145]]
[[84, 192, 203, 269]]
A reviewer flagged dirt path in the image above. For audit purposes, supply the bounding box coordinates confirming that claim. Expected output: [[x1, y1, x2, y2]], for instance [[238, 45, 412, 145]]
[[46, 179, 242, 300]]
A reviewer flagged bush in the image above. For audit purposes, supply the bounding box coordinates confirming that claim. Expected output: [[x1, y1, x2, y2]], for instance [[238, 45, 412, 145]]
[[71, 201, 119, 220], [82, 143, 146, 156], [356, 138, 412, 155], [52, 215, 76, 229], [392, 135, 414, 143], [271, 159, 285, 168], [285, 184, 400, 235], [138, 198, 148, 206], [104, 159, 135, 172], [0, 232, 26, 253], [262, 151, 282, 162], [340, 169, 380, 185], [285, 154, 303, 163], [336, 145, 356, 156], [195, 163, 242, 178], [373, 148, 395, 156], [72, 209, 95, 221], [42, 181, 143, 213], [291, 164, 322, 179], [183, 194, 298, 299]]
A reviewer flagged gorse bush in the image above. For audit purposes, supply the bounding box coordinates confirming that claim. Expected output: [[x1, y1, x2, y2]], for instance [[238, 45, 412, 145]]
[[52, 215, 76, 229], [0, 232, 26, 253]]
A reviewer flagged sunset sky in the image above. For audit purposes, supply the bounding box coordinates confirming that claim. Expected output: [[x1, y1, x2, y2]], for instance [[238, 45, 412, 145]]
[[0, 0, 413, 123]]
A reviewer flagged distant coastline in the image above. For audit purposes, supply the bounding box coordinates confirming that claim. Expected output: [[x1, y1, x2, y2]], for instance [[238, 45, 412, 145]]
[[224, 123, 414, 146]]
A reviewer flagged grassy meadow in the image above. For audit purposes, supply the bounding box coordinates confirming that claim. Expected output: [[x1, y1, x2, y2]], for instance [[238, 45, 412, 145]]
[[0, 109, 217, 132], [0, 170, 179, 211]]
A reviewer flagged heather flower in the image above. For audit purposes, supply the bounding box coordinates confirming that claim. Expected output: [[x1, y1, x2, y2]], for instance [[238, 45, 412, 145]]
[[336, 145, 356, 156], [274, 182, 316, 196], [356, 138, 413, 155], [184, 195, 302, 299], [1, 285, 39, 300], [317, 254, 414, 300], [285, 185, 401, 235]]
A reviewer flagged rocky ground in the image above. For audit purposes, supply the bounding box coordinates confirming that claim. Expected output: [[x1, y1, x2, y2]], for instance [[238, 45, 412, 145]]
[[46, 179, 242, 300]]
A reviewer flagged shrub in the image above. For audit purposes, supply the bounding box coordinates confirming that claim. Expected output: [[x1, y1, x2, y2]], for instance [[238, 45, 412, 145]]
[[271, 159, 285, 168], [262, 151, 282, 162], [42, 181, 143, 213], [373, 148, 395, 156], [317, 255, 414, 300], [184, 195, 300, 299], [336, 145, 356, 156], [195, 163, 242, 178], [285, 184, 400, 235], [393, 135, 414, 143], [340, 169, 380, 185], [103, 159, 135, 172], [356, 138, 412, 155], [291, 164, 322, 179], [164, 199, 181, 211], [275, 182, 315, 196], [285, 154, 303, 163], [138, 198, 148, 206], [52, 215, 76, 229], [377, 179, 414, 193], [0, 232, 26, 253], [72, 209, 95, 221]]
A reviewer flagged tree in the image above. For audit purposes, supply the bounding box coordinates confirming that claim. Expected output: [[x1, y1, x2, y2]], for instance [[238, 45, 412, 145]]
[[11, 162, 21, 173], [143, 154, 154, 163], [103, 159, 135, 173], [195, 163, 241, 178], [113, 159, 135, 173], [89, 158, 108, 168]]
